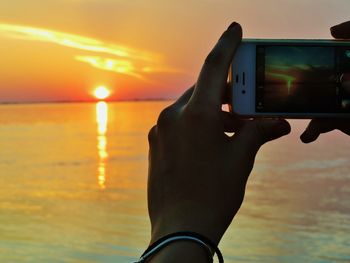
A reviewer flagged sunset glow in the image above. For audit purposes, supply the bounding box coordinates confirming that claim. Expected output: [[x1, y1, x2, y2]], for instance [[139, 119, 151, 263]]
[[0, 1, 347, 102], [0, 22, 181, 101]]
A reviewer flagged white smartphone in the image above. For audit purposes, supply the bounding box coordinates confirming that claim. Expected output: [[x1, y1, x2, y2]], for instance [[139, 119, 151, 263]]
[[230, 39, 350, 118]]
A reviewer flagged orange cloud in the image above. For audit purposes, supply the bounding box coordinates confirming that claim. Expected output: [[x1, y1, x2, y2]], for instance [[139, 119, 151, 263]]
[[0, 23, 181, 79]]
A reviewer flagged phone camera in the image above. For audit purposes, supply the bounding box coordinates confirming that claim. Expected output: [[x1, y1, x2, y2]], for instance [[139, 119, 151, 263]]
[[242, 90, 246, 94]]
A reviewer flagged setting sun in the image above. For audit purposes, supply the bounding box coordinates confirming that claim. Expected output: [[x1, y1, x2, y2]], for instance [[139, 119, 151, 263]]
[[94, 86, 111, 100]]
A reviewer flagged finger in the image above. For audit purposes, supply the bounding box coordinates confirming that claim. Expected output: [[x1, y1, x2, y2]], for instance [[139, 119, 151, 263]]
[[221, 111, 245, 132], [173, 85, 195, 107], [189, 22, 242, 111], [300, 119, 336, 143], [331, 21, 350, 39], [233, 119, 291, 154], [223, 82, 232, 104]]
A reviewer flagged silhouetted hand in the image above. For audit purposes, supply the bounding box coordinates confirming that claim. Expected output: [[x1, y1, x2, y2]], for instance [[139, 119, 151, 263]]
[[146, 22, 290, 262], [300, 21, 350, 143]]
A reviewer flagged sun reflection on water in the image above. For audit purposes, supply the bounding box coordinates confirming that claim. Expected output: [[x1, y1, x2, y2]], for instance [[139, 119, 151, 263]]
[[96, 101, 108, 189]]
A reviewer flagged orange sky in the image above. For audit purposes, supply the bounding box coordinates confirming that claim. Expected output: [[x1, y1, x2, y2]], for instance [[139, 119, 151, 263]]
[[0, 0, 349, 102]]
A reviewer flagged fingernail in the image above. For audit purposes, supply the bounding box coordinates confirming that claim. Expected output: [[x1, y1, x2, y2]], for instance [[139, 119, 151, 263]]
[[228, 22, 239, 30]]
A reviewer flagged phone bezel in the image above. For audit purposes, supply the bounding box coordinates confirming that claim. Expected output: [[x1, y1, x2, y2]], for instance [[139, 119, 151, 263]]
[[230, 39, 350, 118]]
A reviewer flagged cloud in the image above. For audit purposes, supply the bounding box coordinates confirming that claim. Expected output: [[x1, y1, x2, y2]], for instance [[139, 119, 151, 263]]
[[75, 55, 185, 79], [0, 23, 180, 78], [75, 55, 142, 78]]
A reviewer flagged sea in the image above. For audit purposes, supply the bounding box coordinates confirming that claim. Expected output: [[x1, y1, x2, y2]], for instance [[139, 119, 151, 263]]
[[0, 101, 349, 263]]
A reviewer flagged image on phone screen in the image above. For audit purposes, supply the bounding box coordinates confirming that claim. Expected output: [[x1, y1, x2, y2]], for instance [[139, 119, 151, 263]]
[[256, 46, 350, 113]]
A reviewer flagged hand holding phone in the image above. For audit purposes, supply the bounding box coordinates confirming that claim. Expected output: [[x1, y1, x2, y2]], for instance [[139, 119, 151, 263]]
[[146, 23, 291, 263], [301, 21, 350, 142], [230, 34, 350, 118]]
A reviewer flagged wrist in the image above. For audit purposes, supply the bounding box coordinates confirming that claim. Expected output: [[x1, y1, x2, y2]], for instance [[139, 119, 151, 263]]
[[141, 232, 224, 263], [150, 209, 228, 246]]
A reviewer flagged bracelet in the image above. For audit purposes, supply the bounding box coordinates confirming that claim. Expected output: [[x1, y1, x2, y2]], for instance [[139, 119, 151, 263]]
[[134, 231, 224, 263]]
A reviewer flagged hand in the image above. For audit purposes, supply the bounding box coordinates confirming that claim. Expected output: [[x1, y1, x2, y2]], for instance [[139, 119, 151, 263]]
[[147, 22, 290, 261], [300, 21, 350, 143]]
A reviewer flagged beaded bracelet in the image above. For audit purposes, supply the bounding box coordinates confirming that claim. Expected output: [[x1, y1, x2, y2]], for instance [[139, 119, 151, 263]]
[[134, 231, 224, 263]]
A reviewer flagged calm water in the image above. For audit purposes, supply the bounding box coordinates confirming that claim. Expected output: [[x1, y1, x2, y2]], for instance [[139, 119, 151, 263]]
[[0, 101, 349, 263]]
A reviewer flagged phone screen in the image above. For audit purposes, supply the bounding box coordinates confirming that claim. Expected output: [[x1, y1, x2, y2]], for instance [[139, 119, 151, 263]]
[[256, 45, 350, 113]]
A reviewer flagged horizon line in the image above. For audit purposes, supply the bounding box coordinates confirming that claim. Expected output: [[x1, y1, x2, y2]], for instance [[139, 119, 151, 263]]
[[0, 98, 174, 105]]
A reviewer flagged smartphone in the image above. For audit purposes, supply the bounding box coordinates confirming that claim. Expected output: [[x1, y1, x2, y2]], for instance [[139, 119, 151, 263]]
[[230, 39, 350, 118]]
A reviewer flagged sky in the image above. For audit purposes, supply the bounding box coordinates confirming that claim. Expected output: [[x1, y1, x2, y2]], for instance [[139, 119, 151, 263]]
[[0, 0, 350, 102]]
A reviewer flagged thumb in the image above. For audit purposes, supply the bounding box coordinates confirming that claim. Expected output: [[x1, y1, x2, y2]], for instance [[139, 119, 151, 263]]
[[233, 119, 291, 154]]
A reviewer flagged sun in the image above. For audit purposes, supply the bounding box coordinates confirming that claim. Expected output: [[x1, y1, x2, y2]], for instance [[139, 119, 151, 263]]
[[94, 86, 111, 100]]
